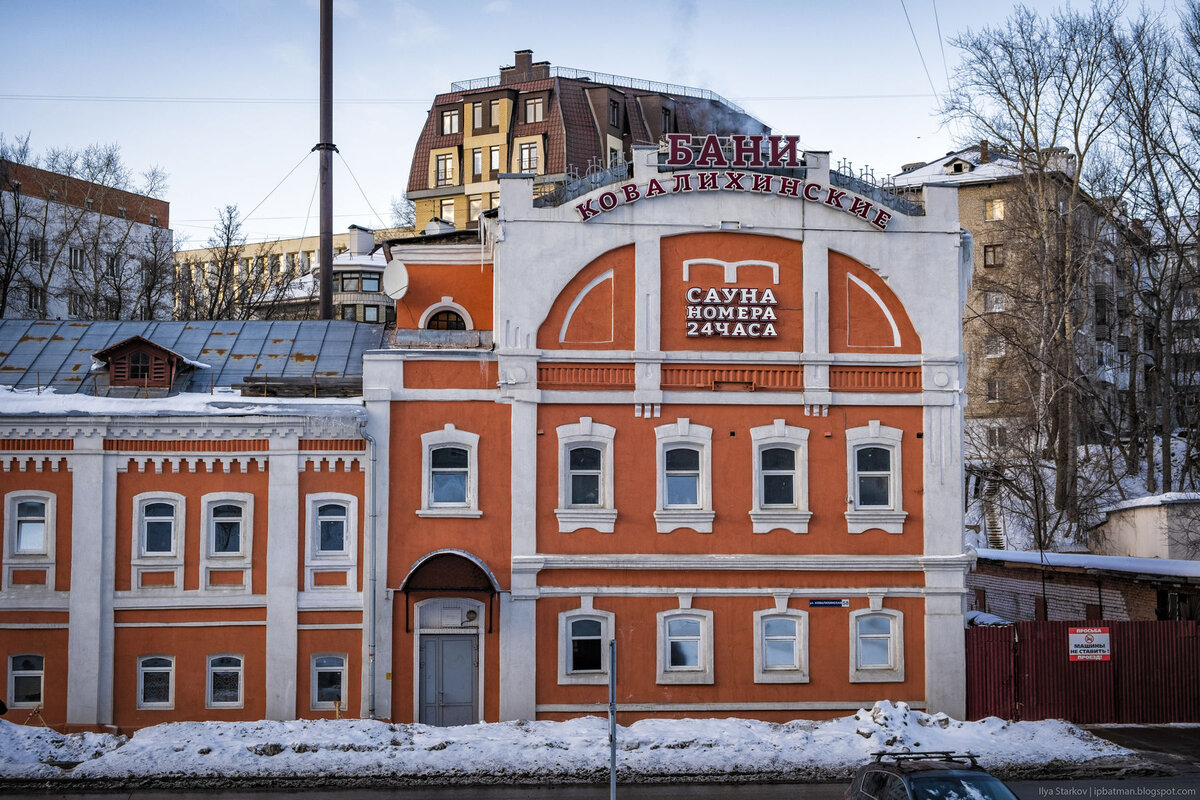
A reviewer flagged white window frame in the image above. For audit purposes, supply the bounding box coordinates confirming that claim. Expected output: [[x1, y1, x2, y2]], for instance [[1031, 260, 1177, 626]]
[[984, 198, 1005, 221], [440, 109, 459, 135], [518, 140, 539, 173], [8, 653, 44, 708], [311, 652, 347, 711], [201, 492, 253, 591], [844, 422, 906, 534], [555, 417, 617, 533], [4, 492, 56, 590], [206, 653, 244, 709], [656, 607, 714, 685], [525, 96, 544, 123], [417, 297, 474, 330], [304, 492, 358, 591], [749, 420, 812, 534], [438, 197, 455, 224], [132, 492, 185, 590], [849, 607, 904, 683], [557, 601, 614, 685], [653, 419, 714, 533], [753, 607, 809, 684], [986, 379, 1005, 403], [418, 425, 482, 518], [137, 655, 175, 709]]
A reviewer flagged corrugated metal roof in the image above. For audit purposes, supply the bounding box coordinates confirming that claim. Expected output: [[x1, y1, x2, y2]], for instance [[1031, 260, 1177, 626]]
[[0, 320, 384, 394]]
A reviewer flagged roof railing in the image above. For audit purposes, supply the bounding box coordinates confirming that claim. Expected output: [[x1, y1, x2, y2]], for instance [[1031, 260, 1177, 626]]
[[451, 67, 744, 114]]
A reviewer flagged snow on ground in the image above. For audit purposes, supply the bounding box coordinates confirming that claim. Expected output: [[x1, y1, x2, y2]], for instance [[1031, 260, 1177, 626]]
[[0, 702, 1134, 783]]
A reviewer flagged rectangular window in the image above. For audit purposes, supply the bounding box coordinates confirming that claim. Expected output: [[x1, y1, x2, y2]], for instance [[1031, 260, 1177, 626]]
[[341, 305, 357, 321], [609, 148, 621, 168], [754, 609, 809, 683], [664, 447, 700, 507], [983, 244, 1004, 267], [312, 654, 346, 710], [983, 291, 1005, 313], [656, 609, 714, 684], [361, 272, 380, 293], [987, 425, 1007, 448], [489, 99, 501, 126], [759, 447, 795, 507], [341, 272, 360, 292], [490, 145, 500, 172], [315, 503, 348, 555], [9, 654, 44, 707], [85, 198, 94, 210], [431, 446, 469, 505], [489, 192, 499, 208], [68, 294, 85, 317], [150, 214, 159, 227], [438, 198, 455, 224], [118, 206, 127, 219], [854, 446, 892, 508], [662, 108, 671, 132], [519, 142, 538, 172], [985, 335, 1006, 358], [985, 198, 1005, 221], [69, 247, 85, 271], [762, 616, 799, 669], [568, 446, 602, 506], [569, 618, 603, 672], [608, 99, 620, 127], [435, 154, 454, 186], [207, 655, 243, 708], [525, 97, 543, 123], [851, 611, 903, 681], [472, 102, 482, 129], [857, 616, 892, 665], [472, 148, 482, 177], [363, 305, 379, 323], [468, 196, 482, 222], [209, 503, 243, 555], [986, 379, 1005, 403], [14, 499, 47, 554], [441, 110, 459, 135], [141, 501, 177, 556], [27, 236, 43, 263], [27, 285, 46, 313], [138, 655, 174, 708]]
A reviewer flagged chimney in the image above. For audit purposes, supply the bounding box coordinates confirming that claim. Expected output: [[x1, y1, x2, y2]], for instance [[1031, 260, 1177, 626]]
[[347, 225, 374, 256], [979, 140, 989, 164], [514, 49, 532, 74]]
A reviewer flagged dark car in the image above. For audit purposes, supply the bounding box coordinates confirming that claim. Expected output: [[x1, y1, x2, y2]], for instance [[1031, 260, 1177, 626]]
[[846, 752, 1020, 800]]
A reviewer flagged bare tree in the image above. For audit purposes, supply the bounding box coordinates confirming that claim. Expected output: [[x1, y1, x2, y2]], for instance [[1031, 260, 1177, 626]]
[[175, 205, 313, 320], [0, 133, 36, 316], [943, 1, 1132, 542], [390, 193, 416, 229]]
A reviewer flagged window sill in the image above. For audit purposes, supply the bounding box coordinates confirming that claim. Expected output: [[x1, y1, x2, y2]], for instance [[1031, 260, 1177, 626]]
[[656, 669, 714, 685], [555, 508, 617, 533], [850, 665, 905, 683], [558, 671, 609, 686], [417, 507, 483, 519], [754, 669, 810, 684], [750, 509, 813, 534], [654, 509, 714, 534], [845, 509, 907, 534]]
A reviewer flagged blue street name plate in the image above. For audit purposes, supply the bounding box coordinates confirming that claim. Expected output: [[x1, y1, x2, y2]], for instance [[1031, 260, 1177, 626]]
[[809, 599, 850, 607]]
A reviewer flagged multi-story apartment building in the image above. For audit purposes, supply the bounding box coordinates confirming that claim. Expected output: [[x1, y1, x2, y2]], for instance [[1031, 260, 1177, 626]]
[[406, 49, 768, 232], [1, 139, 971, 731], [0, 159, 172, 320]]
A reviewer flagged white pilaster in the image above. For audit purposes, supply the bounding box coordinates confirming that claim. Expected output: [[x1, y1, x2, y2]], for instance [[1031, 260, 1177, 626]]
[[501, 400, 538, 720], [265, 436, 299, 719], [66, 436, 115, 727], [363, 390, 391, 719]]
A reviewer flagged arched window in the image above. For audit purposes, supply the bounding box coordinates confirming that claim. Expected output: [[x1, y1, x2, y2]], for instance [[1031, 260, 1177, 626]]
[[427, 310, 466, 330]]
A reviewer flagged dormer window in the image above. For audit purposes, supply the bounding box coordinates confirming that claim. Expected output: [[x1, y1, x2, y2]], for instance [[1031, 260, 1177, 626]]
[[94, 335, 193, 390], [945, 158, 972, 175]]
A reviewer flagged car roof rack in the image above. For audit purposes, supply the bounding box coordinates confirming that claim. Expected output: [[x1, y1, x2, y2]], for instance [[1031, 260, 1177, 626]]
[[871, 751, 980, 768]]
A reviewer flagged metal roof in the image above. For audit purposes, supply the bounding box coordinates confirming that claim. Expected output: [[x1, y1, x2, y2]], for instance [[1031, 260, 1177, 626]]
[[0, 319, 384, 394]]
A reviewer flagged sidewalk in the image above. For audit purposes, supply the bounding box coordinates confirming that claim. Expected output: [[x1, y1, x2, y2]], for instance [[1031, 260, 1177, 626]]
[[1084, 726, 1200, 777]]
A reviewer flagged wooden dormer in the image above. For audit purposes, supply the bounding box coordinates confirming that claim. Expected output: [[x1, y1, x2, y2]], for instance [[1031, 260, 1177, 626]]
[[944, 157, 974, 175], [93, 336, 189, 389]]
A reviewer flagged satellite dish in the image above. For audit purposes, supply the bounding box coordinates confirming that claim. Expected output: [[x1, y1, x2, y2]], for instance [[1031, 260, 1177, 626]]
[[382, 258, 409, 300]]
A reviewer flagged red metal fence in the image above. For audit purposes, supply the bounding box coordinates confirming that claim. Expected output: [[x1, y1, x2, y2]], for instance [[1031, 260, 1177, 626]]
[[966, 620, 1200, 723]]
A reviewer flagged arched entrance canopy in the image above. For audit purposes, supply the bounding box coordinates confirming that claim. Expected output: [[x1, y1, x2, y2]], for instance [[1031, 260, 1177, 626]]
[[398, 549, 501, 632]]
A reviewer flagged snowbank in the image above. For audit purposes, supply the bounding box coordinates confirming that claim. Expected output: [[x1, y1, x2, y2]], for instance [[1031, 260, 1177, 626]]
[[0, 702, 1134, 784]]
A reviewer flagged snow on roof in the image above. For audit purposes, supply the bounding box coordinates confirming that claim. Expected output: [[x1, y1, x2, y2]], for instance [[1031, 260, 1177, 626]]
[[0, 701, 1133, 782], [890, 147, 1021, 188], [1100, 492, 1200, 514], [0, 386, 365, 419], [966, 609, 1013, 626], [975, 547, 1200, 580]]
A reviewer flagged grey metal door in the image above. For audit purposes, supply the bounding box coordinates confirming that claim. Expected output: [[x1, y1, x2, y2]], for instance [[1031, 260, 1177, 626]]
[[419, 634, 478, 726]]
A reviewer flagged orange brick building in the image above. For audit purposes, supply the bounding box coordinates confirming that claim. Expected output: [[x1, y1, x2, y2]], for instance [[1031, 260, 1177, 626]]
[[1, 139, 971, 731]]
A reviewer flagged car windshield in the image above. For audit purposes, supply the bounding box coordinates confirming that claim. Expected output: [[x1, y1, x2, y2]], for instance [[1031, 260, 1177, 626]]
[[908, 774, 1019, 800]]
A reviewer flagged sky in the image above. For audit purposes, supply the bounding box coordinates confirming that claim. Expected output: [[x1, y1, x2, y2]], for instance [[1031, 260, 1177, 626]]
[[1, 0, 1085, 246]]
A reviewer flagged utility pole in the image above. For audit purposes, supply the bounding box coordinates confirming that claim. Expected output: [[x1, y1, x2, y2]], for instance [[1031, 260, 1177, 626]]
[[315, 0, 335, 320]]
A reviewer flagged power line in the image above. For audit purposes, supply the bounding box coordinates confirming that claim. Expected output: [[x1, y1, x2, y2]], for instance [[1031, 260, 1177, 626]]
[[337, 151, 388, 231], [899, 0, 941, 100], [931, 0, 952, 92], [735, 93, 937, 101], [0, 93, 428, 105], [242, 151, 314, 224]]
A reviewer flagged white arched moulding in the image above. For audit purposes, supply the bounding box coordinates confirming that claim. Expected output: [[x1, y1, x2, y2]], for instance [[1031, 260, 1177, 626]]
[[418, 297, 475, 330]]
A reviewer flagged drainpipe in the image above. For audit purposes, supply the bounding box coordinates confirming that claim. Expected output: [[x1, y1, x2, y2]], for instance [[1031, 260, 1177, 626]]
[[359, 420, 378, 718]]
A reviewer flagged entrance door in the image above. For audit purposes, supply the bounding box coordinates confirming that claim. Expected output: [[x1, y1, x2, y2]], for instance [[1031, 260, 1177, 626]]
[[419, 634, 478, 726]]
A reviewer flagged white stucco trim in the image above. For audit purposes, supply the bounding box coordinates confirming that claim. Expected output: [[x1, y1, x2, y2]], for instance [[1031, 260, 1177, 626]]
[[557, 601, 614, 685], [656, 607, 714, 685], [3, 490, 57, 590], [555, 417, 617, 533], [845, 421, 907, 534], [653, 418, 714, 533], [131, 491, 186, 591], [418, 296, 475, 330], [303, 492, 359, 592], [418, 425, 482, 518], [199, 491, 253, 593], [753, 607, 810, 683], [558, 269, 614, 344], [749, 420, 812, 534], [848, 606, 905, 683]]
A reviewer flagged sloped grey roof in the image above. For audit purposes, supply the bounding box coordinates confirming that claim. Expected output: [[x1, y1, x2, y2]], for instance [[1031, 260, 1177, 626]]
[[0, 319, 384, 394]]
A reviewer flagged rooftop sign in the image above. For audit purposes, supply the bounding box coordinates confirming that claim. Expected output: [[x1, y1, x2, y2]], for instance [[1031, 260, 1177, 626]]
[[574, 134, 894, 230]]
